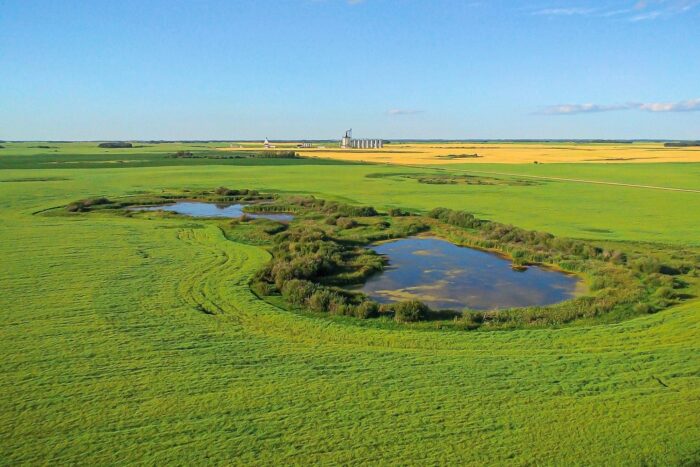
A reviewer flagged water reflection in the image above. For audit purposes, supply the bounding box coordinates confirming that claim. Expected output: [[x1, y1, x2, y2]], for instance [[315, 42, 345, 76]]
[[355, 237, 579, 310], [129, 202, 294, 221]]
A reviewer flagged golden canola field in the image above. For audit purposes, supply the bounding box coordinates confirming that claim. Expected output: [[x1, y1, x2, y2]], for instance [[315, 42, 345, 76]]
[[218, 142, 700, 164]]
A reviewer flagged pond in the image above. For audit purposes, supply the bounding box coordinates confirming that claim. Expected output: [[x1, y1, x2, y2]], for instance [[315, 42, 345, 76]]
[[129, 202, 295, 221], [354, 237, 581, 310]]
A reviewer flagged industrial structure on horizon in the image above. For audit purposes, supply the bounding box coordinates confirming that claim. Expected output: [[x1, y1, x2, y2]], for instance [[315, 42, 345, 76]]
[[340, 129, 383, 149]]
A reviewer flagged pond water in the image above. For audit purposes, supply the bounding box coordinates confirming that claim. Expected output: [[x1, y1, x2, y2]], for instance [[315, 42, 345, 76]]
[[129, 202, 295, 221], [355, 237, 580, 310]]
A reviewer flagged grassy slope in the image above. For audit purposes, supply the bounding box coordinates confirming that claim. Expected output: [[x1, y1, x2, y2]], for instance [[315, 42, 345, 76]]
[[1, 153, 699, 464]]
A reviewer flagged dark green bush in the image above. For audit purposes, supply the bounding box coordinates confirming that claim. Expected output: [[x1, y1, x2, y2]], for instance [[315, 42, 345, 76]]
[[393, 300, 429, 323], [336, 217, 357, 229], [251, 281, 276, 297], [633, 302, 653, 314], [388, 208, 411, 217], [307, 289, 340, 313], [215, 186, 239, 196], [632, 257, 661, 274], [654, 286, 674, 299], [355, 301, 379, 319], [281, 279, 317, 305]]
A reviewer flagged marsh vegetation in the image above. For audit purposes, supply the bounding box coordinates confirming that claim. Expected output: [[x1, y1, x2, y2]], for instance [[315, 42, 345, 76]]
[[59, 187, 695, 330]]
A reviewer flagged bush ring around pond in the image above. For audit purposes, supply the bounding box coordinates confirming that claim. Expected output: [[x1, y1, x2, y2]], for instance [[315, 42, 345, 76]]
[[58, 188, 693, 330]]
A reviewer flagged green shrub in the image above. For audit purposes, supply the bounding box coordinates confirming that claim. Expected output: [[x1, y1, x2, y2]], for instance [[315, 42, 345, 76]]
[[633, 257, 661, 274], [355, 301, 379, 319], [307, 289, 336, 312], [654, 287, 674, 299], [388, 208, 411, 217], [251, 281, 276, 297], [633, 302, 653, 314], [393, 300, 429, 323], [215, 186, 239, 196], [281, 279, 316, 305], [336, 217, 357, 229]]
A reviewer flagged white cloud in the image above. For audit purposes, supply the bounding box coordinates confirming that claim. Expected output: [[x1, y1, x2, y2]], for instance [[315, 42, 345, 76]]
[[387, 109, 425, 116], [539, 103, 632, 115], [533, 7, 597, 16], [638, 98, 700, 112], [540, 99, 700, 115], [531, 0, 700, 20]]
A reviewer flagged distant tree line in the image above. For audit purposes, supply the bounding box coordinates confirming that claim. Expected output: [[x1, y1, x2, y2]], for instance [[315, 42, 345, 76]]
[[168, 150, 300, 159], [664, 141, 700, 147], [98, 142, 133, 148]]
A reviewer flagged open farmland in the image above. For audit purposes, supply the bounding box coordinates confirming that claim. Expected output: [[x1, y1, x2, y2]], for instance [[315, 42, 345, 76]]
[[218, 141, 700, 164], [4, 0, 699, 463], [1, 143, 699, 464]]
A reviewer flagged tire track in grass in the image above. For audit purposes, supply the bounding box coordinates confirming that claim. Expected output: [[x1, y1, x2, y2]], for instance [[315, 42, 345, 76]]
[[172, 225, 700, 358]]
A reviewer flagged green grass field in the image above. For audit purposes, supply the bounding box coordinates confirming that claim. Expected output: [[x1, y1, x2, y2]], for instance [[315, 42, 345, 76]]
[[1, 144, 699, 464]]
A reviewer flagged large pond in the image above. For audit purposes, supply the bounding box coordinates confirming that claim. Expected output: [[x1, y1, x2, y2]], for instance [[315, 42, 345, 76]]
[[355, 237, 580, 310], [129, 202, 294, 221]]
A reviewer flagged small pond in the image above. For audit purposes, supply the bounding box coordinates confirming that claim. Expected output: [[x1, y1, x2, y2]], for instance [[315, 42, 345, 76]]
[[354, 237, 580, 310], [129, 202, 294, 221]]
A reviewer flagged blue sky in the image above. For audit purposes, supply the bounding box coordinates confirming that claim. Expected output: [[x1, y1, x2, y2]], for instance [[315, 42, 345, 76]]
[[1, 0, 698, 140]]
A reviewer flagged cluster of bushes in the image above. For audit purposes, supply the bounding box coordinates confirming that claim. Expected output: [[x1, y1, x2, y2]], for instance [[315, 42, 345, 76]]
[[249, 224, 435, 322], [255, 202, 685, 328], [254, 226, 386, 286], [325, 215, 358, 229], [388, 207, 412, 217], [427, 208, 483, 229], [428, 207, 628, 265], [279, 195, 379, 218], [211, 187, 277, 203], [214, 187, 260, 197], [425, 207, 691, 325]]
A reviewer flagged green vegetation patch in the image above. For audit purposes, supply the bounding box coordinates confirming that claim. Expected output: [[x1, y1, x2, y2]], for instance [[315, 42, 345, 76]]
[[0, 176, 70, 182], [60, 188, 697, 330], [169, 149, 301, 160], [366, 171, 540, 186]]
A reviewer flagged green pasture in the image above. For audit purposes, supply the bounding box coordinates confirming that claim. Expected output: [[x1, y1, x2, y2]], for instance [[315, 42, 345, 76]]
[[1, 145, 699, 464]]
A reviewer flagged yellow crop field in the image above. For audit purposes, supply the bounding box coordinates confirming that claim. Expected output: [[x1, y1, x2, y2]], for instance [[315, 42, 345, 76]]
[[217, 142, 700, 164]]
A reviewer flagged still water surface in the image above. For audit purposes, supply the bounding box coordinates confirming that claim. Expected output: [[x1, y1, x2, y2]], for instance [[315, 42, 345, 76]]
[[129, 202, 294, 221], [356, 237, 580, 310]]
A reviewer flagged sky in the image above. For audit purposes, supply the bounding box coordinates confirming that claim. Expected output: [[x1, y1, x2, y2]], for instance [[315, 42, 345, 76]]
[[1, 0, 699, 140]]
